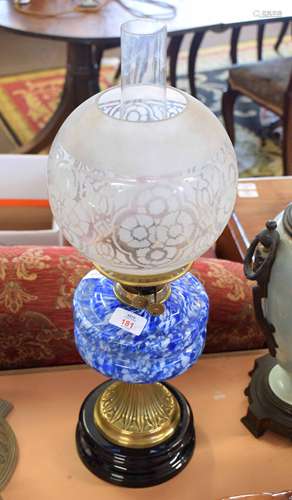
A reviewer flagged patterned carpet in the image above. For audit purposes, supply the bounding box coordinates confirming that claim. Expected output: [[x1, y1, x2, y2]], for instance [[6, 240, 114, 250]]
[[182, 67, 284, 177], [0, 64, 116, 146], [0, 35, 291, 176]]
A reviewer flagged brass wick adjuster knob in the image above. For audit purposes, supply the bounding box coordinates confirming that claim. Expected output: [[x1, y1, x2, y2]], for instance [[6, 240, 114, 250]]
[[114, 283, 171, 316], [147, 303, 165, 316]]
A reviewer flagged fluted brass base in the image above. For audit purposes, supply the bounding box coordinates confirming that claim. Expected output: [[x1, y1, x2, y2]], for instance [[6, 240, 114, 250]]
[[94, 381, 181, 448], [76, 381, 195, 487]]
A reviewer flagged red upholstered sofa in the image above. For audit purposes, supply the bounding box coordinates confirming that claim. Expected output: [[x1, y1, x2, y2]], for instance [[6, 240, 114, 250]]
[[0, 246, 264, 370]]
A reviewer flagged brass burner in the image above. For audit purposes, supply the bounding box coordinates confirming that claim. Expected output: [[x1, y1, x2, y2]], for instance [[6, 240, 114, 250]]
[[114, 282, 171, 315], [94, 382, 181, 448]]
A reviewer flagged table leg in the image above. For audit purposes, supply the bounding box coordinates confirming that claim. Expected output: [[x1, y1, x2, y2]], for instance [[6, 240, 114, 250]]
[[230, 26, 241, 64], [257, 23, 265, 60], [18, 42, 102, 154], [168, 35, 184, 88], [188, 30, 205, 98], [275, 21, 290, 52]]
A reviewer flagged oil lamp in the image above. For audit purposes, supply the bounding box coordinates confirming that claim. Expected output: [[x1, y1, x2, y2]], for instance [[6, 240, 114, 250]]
[[48, 19, 237, 487]]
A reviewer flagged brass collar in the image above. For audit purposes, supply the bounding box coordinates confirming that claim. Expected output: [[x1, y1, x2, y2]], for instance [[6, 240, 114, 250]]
[[94, 262, 193, 288]]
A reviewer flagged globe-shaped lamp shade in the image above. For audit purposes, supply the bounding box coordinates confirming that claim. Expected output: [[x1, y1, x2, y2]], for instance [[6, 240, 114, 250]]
[[48, 21, 237, 279], [47, 86, 237, 277]]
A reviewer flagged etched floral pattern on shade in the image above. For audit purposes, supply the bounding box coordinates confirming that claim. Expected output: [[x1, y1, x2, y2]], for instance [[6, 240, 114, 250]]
[[48, 143, 237, 273], [98, 98, 185, 121]]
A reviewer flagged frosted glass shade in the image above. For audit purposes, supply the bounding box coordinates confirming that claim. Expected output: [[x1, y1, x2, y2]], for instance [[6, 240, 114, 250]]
[[48, 86, 237, 276]]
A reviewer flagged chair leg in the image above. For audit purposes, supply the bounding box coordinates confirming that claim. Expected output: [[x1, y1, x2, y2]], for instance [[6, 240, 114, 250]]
[[275, 21, 289, 52], [230, 26, 241, 64], [282, 96, 292, 175], [222, 87, 239, 144], [188, 30, 206, 97], [167, 35, 184, 88], [257, 23, 265, 60]]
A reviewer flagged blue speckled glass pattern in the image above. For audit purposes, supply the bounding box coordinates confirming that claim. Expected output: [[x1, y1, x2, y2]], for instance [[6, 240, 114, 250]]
[[74, 270, 209, 383]]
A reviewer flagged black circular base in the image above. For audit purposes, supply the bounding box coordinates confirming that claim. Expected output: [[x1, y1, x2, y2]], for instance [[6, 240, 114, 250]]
[[242, 354, 292, 439], [76, 380, 195, 488]]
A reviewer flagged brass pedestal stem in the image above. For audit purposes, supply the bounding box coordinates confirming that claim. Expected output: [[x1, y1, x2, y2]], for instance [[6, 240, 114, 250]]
[[94, 382, 181, 448]]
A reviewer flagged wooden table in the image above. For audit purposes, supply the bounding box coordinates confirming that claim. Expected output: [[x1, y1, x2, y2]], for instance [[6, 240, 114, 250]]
[[0, 0, 291, 154], [1, 350, 292, 500], [217, 176, 292, 262]]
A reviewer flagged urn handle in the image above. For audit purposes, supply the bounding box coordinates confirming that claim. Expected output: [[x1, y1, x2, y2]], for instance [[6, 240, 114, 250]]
[[244, 220, 280, 357]]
